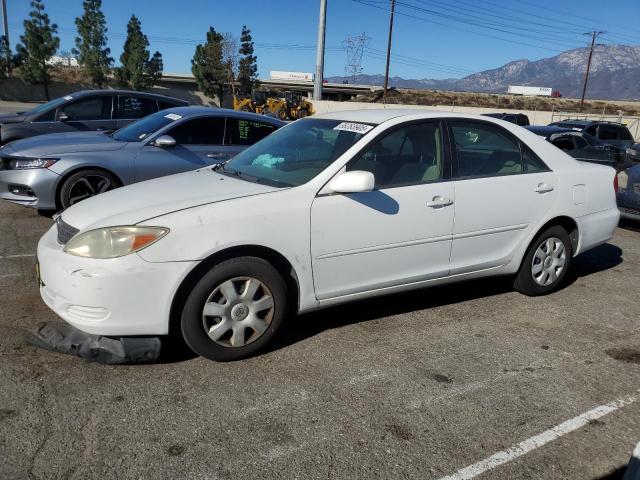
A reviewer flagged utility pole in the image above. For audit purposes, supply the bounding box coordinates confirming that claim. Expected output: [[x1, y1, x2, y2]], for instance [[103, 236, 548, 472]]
[[382, 0, 395, 105], [313, 0, 327, 101], [579, 30, 605, 111], [1, 0, 9, 76]]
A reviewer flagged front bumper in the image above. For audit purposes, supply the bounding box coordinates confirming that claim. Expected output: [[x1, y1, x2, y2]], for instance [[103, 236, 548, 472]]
[[37, 225, 197, 336], [0, 167, 60, 209]]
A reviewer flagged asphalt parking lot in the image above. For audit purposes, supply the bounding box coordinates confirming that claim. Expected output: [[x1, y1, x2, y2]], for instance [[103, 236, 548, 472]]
[[1, 200, 639, 480]]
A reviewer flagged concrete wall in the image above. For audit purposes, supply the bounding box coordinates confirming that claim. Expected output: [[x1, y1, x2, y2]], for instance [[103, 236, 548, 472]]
[[312, 100, 640, 140]]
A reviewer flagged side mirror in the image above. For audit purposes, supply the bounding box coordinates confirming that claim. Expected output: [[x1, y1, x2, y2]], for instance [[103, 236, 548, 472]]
[[153, 135, 176, 148], [328, 170, 375, 194], [57, 112, 69, 122]]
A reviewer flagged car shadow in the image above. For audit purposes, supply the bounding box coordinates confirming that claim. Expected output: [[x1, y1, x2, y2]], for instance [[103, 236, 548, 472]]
[[593, 465, 627, 479], [267, 242, 623, 355]]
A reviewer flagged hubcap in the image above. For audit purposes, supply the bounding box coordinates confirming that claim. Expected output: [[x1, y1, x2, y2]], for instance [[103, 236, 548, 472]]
[[67, 174, 113, 205], [201, 276, 274, 348], [531, 237, 567, 287]]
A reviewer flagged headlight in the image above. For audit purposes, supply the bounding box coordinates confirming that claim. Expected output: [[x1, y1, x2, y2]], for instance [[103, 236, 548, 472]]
[[9, 157, 59, 169], [64, 226, 169, 258]]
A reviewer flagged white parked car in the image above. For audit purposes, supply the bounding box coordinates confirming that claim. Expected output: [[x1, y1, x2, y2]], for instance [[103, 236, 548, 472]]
[[37, 110, 620, 361]]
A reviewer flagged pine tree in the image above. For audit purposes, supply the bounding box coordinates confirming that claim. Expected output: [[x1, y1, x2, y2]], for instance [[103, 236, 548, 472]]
[[191, 27, 226, 103], [16, 1, 60, 99], [73, 0, 112, 87], [117, 15, 162, 90], [0, 35, 10, 79], [237, 26, 257, 95]]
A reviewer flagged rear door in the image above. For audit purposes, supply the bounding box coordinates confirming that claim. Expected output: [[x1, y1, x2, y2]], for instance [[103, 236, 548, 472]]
[[115, 95, 159, 129], [52, 95, 116, 133], [134, 116, 230, 182], [448, 119, 557, 275]]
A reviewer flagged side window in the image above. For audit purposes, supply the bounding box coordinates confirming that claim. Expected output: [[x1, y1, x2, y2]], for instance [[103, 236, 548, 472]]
[[165, 117, 225, 145], [598, 125, 618, 140], [522, 144, 548, 172], [59, 96, 111, 121], [573, 136, 589, 149], [618, 127, 633, 141], [585, 125, 597, 136], [450, 121, 523, 177], [118, 96, 158, 119], [226, 118, 278, 146], [348, 122, 444, 188], [550, 136, 575, 151], [158, 100, 181, 111]]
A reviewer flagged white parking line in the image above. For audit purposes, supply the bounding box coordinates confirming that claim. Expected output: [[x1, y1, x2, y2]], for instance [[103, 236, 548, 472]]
[[0, 253, 36, 259], [438, 389, 640, 480]]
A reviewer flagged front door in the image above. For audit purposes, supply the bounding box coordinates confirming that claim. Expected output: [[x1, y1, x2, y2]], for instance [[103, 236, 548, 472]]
[[311, 121, 455, 300], [447, 119, 558, 275], [134, 116, 233, 182], [52, 95, 116, 133]]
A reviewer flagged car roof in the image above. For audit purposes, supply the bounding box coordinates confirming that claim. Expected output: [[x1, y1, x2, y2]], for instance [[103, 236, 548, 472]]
[[552, 119, 627, 128], [160, 106, 286, 125], [69, 89, 188, 102], [525, 125, 574, 136]]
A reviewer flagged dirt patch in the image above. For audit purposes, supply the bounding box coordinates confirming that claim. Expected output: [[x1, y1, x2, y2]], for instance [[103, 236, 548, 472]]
[[605, 348, 640, 364], [385, 422, 414, 441]]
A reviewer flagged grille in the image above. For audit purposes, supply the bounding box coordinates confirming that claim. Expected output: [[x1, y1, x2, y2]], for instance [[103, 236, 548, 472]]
[[56, 217, 79, 245]]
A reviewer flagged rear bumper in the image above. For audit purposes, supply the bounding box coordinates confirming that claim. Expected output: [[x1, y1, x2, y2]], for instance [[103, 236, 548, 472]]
[[575, 208, 620, 255], [0, 168, 60, 209]]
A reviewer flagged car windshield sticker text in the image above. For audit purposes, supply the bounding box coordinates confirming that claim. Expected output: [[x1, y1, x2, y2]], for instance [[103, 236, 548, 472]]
[[333, 122, 373, 134], [238, 120, 250, 140], [164, 113, 182, 121]]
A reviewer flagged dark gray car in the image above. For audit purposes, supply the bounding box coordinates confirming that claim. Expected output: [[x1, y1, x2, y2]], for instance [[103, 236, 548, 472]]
[[0, 107, 284, 211], [618, 164, 640, 221], [547, 119, 635, 150], [0, 90, 188, 144]]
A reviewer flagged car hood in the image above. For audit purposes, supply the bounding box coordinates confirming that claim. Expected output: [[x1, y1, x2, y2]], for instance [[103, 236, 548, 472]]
[[0, 113, 26, 124], [2, 131, 127, 156], [60, 168, 283, 230]]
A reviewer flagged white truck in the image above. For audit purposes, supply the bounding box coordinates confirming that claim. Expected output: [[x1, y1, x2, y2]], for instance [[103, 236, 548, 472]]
[[507, 85, 553, 96]]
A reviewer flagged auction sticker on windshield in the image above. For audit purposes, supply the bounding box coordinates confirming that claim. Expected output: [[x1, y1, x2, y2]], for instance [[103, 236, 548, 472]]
[[333, 122, 373, 134], [164, 113, 182, 121]]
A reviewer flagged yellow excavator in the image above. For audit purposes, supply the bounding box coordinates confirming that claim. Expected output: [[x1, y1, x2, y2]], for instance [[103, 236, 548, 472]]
[[234, 91, 314, 121], [233, 91, 271, 115]]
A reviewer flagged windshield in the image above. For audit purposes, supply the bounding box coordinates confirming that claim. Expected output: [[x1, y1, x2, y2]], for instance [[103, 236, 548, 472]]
[[112, 110, 182, 142], [223, 118, 373, 187], [27, 96, 69, 115]]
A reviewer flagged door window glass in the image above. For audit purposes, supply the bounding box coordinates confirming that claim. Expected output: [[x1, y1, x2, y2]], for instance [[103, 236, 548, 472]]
[[522, 144, 549, 172], [618, 127, 633, 141], [165, 117, 225, 145], [573, 136, 589, 149], [585, 125, 597, 136], [226, 118, 278, 146], [598, 125, 618, 140], [348, 122, 444, 188], [551, 137, 575, 151], [450, 121, 523, 177], [158, 100, 181, 110], [59, 96, 111, 121], [118, 96, 158, 119]]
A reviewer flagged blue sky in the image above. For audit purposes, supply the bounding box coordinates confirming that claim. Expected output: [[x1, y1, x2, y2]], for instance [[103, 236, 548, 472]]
[[4, 0, 640, 80]]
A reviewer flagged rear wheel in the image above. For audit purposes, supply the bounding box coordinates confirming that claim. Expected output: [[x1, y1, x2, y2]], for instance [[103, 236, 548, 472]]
[[296, 108, 309, 119], [59, 169, 119, 210], [514, 225, 572, 296], [276, 108, 289, 121], [181, 257, 290, 361]]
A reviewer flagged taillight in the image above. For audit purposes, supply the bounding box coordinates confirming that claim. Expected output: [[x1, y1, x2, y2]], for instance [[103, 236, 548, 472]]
[[613, 174, 619, 193]]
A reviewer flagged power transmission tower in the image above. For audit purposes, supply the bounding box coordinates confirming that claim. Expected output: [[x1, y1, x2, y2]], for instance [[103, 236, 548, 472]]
[[343, 33, 370, 82], [383, 0, 395, 105], [579, 31, 605, 111]]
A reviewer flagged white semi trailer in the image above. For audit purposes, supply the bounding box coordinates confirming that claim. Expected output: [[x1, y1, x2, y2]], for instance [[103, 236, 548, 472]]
[[507, 85, 553, 96]]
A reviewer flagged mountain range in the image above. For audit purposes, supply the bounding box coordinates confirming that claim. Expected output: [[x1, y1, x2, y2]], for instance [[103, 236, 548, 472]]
[[327, 45, 640, 100]]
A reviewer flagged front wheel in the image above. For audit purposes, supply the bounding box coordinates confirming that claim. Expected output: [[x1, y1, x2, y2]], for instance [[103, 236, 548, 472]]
[[514, 225, 572, 296], [181, 257, 290, 361], [59, 169, 119, 210]]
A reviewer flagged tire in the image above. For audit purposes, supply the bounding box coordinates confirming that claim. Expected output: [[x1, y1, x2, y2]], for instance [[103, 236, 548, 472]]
[[276, 108, 289, 121], [181, 257, 290, 361], [514, 225, 572, 296], [296, 108, 309, 119], [59, 169, 119, 210], [239, 105, 252, 112]]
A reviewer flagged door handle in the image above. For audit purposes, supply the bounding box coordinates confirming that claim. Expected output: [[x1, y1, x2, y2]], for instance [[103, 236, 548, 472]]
[[426, 196, 453, 208], [534, 183, 554, 194]]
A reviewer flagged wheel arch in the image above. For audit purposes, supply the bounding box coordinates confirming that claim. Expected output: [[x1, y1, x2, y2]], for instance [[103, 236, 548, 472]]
[[54, 165, 124, 210], [516, 215, 579, 272], [168, 244, 301, 337]]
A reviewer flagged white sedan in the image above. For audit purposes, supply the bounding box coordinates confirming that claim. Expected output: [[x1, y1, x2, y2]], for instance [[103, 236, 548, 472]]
[[37, 110, 620, 361]]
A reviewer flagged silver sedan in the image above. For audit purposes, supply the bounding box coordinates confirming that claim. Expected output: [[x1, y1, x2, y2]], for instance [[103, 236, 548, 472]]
[[0, 107, 284, 211]]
